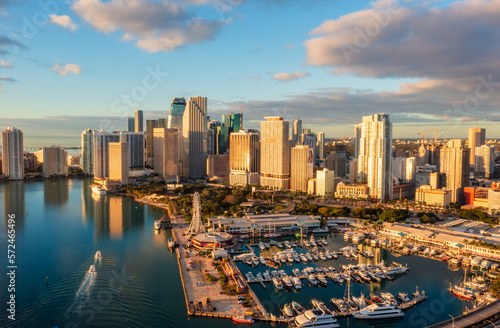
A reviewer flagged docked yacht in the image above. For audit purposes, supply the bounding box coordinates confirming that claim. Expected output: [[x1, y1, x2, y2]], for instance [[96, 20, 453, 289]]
[[353, 304, 404, 320], [154, 219, 162, 230], [292, 301, 305, 315], [273, 277, 284, 290], [168, 238, 176, 249], [352, 233, 365, 243], [283, 303, 294, 317], [290, 309, 340, 328], [91, 185, 106, 195], [282, 276, 294, 288], [259, 242, 266, 251], [398, 292, 410, 303], [260, 256, 266, 265], [292, 277, 302, 289]]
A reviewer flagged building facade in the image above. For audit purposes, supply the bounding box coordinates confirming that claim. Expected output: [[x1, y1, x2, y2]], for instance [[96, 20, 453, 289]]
[[93, 130, 120, 178], [260, 117, 290, 189], [229, 129, 260, 186], [2, 127, 24, 179], [475, 145, 494, 179], [81, 129, 94, 175], [119, 131, 145, 170], [440, 139, 470, 204], [134, 110, 143, 132], [42, 146, 68, 177], [181, 96, 208, 179], [357, 113, 393, 201], [153, 128, 179, 181], [468, 127, 486, 165], [415, 185, 452, 208], [109, 142, 129, 184], [316, 168, 337, 196], [290, 145, 313, 192]]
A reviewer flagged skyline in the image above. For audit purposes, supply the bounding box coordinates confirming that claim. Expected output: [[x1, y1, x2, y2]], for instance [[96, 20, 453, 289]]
[[1, 0, 500, 142]]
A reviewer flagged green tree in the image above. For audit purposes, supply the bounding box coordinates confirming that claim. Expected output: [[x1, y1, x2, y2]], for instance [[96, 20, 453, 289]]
[[379, 209, 409, 223]]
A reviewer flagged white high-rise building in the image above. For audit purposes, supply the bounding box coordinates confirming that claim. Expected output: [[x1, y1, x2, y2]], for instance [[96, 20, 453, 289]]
[[260, 117, 290, 189], [2, 127, 24, 179], [42, 146, 68, 177], [229, 129, 260, 186], [298, 133, 317, 164], [357, 113, 392, 201], [109, 142, 129, 185], [181, 96, 208, 179], [316, 168, 337, 197], [119, 131, 145, 169], [134, 110, 143, 132], [475, 145, 494, 179], [354, 124, 362, 159], [93, 130, 120, 178], [290, 145, 313, 192], [392, 157, 406, 180], [440, 139, 470, 204], [405, 157, 416, 182], [317, 132, 325, 161], [81, 129, 94, 175]]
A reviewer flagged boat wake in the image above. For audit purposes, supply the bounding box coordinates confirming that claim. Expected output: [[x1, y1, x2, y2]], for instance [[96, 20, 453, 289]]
[[66, 269, 96, 315]]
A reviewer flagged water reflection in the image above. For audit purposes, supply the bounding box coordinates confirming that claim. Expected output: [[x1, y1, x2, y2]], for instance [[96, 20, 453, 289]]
[[44, 179, 69, 206], [3, 181, 25, 228], [81, 181, 146, 239]]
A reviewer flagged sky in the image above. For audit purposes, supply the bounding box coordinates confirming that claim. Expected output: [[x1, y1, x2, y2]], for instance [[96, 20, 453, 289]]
[[0, 0, 500, 146]]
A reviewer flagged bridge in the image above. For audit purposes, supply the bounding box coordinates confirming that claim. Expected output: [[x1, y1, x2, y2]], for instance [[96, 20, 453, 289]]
[[427, 300, 500, 328], [24, 147, 81, 151]]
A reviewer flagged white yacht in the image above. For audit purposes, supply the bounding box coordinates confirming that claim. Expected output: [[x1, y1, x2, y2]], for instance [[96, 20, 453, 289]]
[[168, 238, 176, 249], [94, 251, 102, 259], [88, 265, 96, 273], [290, 309, 340, 328], [91, 185, 106, 195], [260, 256, 266, 265], [353, 304, 404, 320], [273, 277, 284, 290], [292, 277, 302, 289]]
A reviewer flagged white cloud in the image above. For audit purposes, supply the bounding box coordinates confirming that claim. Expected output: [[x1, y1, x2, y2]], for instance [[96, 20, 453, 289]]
[[72, 0, 228, 53], [49, 14, 78, 32], [272, 71, 310, 82], [0, 59, 13, 68], [304, 0, 500, 79], [49, 63, 82, 76]]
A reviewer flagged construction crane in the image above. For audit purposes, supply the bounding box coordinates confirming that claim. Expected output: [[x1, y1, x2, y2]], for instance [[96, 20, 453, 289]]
[[417, 128, 443, 146]]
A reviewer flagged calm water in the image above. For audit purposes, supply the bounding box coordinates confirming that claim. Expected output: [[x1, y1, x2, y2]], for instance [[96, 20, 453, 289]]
[[0, 178, 473, 328], [0, 178, 262, 328]]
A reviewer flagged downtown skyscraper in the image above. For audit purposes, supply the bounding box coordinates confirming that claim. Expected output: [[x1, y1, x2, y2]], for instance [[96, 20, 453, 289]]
[[181, 96, 208, 179], [468, 127, 486, 165], [357, 113, 392, 201], [440, 139, 470, 204], [229, 129, 260, 186], [260, 117, 290, 189], [2, 127, 24, 180]]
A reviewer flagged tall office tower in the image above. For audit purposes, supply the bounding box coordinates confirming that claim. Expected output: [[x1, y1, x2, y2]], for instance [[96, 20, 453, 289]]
[[260, 117, 290, 189], [158, 118, 167, 128], [298, 133, 318, 164], [325, 152, 347, 178], [354, 124, 362, 159], [292, 119, 302, 146], [127, 117, 135, 132], [290, 145, 314, 192], [475, 145, 494, 179], [109, 142, 129, 184], [134, 110, 143, 132], [181, 96, 208, 179], [215, 125, 229, 154], [93, 130, 120, 178], [317, 132, 325, 161], [168, 97, 187, 129], [440, 139, 470, 204], [1, 127, 24, 179], [222, 112, 243, 133], [81, 129, 94, 175], [357, 113, 392, 201], [302, 128, 311, 134], [405, 157, 416, 182], [416, 143, 429, 166], [153, 128, 179, 181], [229, 129, 260, 186], [119, 132, 145, 170], [145, 119, 158, 167], [468, 127, 486, 165], [42, 146, 68, 177]]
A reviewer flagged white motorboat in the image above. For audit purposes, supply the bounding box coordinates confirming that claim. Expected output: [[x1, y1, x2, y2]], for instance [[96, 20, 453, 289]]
[[260, 256, 266, 265], [94, 251, 102, 259], [282, 276, 294, 288], [283, 303, 294, 317], [259, 242, 266, 250], [353, 304, 404, 320], [89, 265, 96, 273], [263, 271, 271, 280], [292, 277, 302, 289], [91, 185, 106, 195], [398, 292, 410, 303], [308, 275, 318, 285], [290, 309, 339, 328], [273, 277, 284, 290], [154, 219, 162, 230]]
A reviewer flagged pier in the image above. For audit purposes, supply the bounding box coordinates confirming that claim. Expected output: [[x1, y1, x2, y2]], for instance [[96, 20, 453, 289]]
[[427, 299, 500, 328]]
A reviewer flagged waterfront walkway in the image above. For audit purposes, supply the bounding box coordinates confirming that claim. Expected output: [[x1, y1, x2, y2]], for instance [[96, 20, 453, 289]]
[[172, 224, 250, 318], [427, 299, 500, 328]]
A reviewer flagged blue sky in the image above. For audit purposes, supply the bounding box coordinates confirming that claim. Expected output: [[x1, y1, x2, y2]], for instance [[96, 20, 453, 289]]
[[1, 0, 500, 146]]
